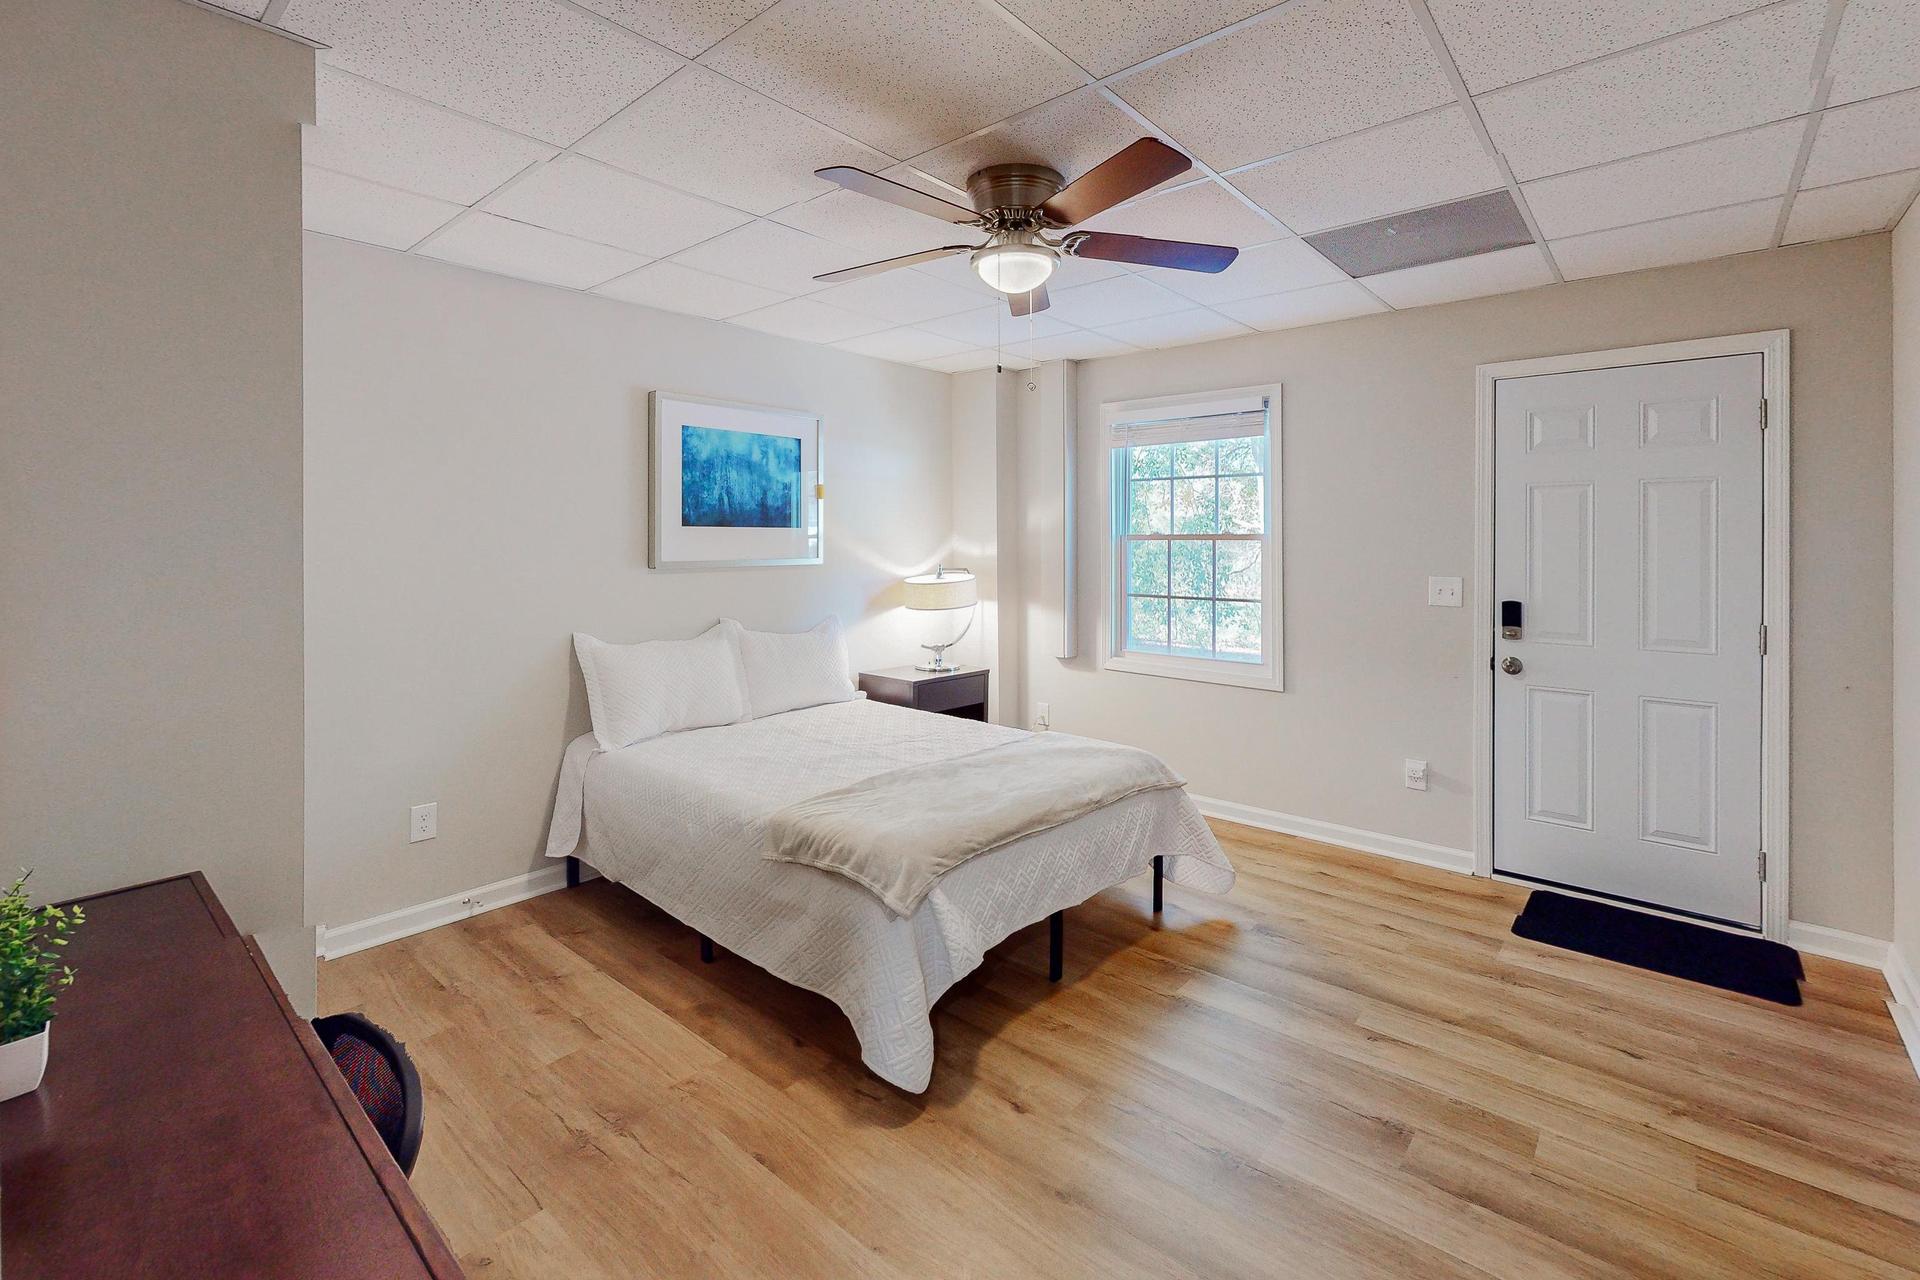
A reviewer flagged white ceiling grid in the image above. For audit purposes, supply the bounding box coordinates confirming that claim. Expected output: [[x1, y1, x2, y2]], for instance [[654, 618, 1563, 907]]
[[264, 0, 1920, 372]]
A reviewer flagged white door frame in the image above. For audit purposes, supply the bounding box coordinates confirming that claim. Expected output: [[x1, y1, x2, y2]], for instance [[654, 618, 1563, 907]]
[[1471, 330, 1791, 940]]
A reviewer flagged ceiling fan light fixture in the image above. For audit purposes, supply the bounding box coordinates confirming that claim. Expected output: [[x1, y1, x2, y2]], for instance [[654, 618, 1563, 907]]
[[971, 240, 1057, 295]]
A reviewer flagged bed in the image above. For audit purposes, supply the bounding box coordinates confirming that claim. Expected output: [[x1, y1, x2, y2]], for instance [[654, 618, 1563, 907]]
[[544, 696, 1234, 1093]]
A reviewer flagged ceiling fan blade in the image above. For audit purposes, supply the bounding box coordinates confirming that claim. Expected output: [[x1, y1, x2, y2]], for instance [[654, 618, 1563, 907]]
[[1067, 231, 1237, 273], [1007, 284, 1050, 317], [813, 245, 976, 283], [814, 166, 980, 224], [1040, 139, 1193, 226]]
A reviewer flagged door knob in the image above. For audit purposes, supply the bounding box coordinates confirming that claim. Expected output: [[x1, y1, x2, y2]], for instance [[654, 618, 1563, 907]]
[[1500, 656, 1523, 676]]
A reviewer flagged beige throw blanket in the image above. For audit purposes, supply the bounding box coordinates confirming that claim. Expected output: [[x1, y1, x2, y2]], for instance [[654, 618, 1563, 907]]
[[764, 733, 1185, 915]]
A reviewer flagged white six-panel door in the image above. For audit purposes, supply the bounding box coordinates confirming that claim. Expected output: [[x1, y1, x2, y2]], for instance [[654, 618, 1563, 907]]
[[1493, 354, 1764, 927]]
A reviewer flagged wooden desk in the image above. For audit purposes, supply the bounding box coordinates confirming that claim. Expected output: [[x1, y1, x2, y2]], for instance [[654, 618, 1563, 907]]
[[0, 874, 461, 1279]]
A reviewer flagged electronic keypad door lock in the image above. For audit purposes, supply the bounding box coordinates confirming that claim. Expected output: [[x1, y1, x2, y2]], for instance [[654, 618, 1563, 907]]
[[1500, 599, 1523, 640]]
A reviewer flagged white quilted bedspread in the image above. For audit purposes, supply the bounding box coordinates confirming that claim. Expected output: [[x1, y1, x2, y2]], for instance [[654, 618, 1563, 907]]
[[544, 698, 1234, 1092]]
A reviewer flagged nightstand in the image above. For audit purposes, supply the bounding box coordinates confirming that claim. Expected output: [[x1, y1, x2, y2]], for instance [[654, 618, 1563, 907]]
[[858, 666, 989, 721]]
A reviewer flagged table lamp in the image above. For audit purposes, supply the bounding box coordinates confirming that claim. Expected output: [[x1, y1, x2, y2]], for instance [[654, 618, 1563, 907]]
[[903, 565, 977, 672]]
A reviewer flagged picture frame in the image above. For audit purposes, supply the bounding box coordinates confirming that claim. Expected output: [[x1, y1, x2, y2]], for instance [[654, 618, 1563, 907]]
[[647, 390, 824, 570]]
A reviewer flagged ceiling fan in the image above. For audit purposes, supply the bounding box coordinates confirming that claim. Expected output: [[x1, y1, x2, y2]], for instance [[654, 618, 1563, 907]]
[[811, 138, 1238, 316]]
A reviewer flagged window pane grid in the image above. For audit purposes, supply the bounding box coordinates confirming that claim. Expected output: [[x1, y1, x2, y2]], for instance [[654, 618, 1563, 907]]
[[1115, 421, 1270, 668]]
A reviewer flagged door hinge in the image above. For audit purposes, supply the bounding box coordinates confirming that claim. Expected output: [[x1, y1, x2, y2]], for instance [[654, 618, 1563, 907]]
[[1760, 399, 1769, 430], [1758, 623, 1768, 656], [1757, 849, 1767, 882]]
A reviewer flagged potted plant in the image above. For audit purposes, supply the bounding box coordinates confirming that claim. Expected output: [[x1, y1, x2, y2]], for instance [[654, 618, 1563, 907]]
[[1, 871, 82, 1102]]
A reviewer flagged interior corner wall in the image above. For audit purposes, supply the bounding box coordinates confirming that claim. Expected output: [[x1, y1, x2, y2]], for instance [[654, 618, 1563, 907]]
[[0, 0, 314, 1007], [303, 235, 954, 932], [1013, 235, 1895, 940], [1892, 206, 1920, 992]]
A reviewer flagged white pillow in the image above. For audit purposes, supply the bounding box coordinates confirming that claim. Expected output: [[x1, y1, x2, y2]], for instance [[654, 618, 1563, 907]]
[[573, 622, 750, 751], [730, 616, 855, 719]]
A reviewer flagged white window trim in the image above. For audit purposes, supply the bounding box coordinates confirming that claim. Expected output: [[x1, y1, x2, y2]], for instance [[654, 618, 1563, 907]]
[[1101, 384, 1284, 693]]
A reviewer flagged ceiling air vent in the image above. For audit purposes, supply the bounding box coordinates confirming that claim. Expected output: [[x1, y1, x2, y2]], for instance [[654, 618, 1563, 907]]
[[1304, 190, 1534, 277]]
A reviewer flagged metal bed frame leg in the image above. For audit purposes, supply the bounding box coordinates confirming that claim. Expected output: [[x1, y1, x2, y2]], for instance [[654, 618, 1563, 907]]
[[1048, 910, 1063, 982], [565, 856, 580, 888], [699, 934, 716, 964], [1152, 855, 1163, 914]]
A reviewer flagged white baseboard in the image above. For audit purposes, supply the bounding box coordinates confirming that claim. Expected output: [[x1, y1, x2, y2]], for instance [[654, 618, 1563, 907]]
[[1785, 920, 1891, 968], [1190, 795, 1476, 876], [1885, 944, 1920, 1084], [1887, 942, 1919, 1008], [317, 861, 571, 960]]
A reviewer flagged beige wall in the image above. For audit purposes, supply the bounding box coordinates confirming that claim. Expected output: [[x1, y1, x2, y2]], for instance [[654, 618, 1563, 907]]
[[0, 0, 314, 1004], [1017, 236, 1894, 938], [303, 234, 955, 929], [1894, 209, 1920, 974]]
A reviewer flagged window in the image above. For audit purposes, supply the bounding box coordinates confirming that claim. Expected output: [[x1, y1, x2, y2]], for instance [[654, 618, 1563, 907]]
[[1105, 386, 1281, 691]]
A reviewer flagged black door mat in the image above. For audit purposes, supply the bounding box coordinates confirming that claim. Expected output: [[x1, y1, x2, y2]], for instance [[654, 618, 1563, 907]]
[[1511, 890, 1803, 1005]]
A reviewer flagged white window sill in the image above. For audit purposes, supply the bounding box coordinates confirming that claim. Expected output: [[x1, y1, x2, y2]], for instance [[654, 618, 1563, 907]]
[[1104, 651, 1284, 692]]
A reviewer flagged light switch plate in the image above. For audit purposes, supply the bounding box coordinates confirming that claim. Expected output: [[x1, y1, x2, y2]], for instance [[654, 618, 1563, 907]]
[[410, 802, 437, 843], [1427, 576, 1463, 607]]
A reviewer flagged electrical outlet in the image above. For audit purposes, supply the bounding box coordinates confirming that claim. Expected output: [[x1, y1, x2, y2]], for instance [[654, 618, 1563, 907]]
[[1427, 576, 1462, 607], [1404, 759, 1428, 791], [410, 802, 437, 843], [1036, 701, 1051, 730]]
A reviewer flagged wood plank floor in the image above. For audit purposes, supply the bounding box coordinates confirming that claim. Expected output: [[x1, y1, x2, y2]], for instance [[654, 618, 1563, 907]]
[[320, 821, 1920, 1280]]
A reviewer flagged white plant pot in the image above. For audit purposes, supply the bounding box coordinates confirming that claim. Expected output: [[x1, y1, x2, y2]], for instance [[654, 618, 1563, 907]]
[[0, 1023, 50, 1102]]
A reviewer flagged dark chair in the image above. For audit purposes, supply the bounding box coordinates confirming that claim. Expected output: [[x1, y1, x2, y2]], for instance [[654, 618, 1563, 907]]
[[311, 1012, 423, 1177]]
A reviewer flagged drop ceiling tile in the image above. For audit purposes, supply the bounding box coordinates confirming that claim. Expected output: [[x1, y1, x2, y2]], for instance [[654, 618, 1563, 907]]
[[303, 166, 464, 249], [417, 212, 651, 289], [1784, 170, 1920, 244], [1801, 88, 1920, 188], [698, 0, 1082, 158], [205, 0, 270, 17], [1046, 274, 1193, 327], [591, 260, 789, 318], [576, 66, 892, 217], [1213, 281, 1387, 330], [668, 219, 861, 295], [729, 297, 891, 343], [1520, 119, 1802, 239], [906, 90, 1178, 198], [1080, 181, 1284, 249], [281, 0, 680, 145], [1548, 198, 1780, 280], [994, 0, 1278, 78], [571, 0, 780, 58], [1476, 0, 1827, 181], [1826, 0, 1920, 107], [304, 67, 555, 205], [484, 156, 752, 257], [832, 328, 973, 364], [1019, 330, 1142, 362], [1111, 0, 1454, 171], [1230, 107, 1504, 234], [1364, 244, 1555, 309], [813, 267, 991, 324], [771, 182, 972, 261], [1095, 308, 1254, 349], [917, 349, 1013, 373], [1137, 238, 1349, 304], [915, 305, 1076, 347], [1427, 0, 1771, 95]]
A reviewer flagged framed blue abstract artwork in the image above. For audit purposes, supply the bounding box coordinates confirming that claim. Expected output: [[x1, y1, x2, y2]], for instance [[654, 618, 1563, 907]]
[[648, 391, 823, 569]]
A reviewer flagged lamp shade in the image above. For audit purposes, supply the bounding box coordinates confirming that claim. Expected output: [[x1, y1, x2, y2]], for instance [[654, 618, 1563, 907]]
[[903, 569, 977, 611]]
